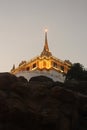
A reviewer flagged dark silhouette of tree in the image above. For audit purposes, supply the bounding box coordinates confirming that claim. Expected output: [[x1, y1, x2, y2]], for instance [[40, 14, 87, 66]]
[[66, 63, 86, 81], [82, 69, 87, 80]]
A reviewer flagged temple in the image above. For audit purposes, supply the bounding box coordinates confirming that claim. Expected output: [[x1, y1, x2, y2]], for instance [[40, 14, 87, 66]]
[[11, 29, 71, 82]]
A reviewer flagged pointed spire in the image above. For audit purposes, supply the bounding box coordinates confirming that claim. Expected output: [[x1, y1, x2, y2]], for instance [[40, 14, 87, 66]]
[[40, 28, 52, 57], [44, 28, 49, 51]]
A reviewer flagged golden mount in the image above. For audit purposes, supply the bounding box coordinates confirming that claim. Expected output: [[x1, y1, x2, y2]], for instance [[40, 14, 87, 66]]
[[11, 29, 71, 75]]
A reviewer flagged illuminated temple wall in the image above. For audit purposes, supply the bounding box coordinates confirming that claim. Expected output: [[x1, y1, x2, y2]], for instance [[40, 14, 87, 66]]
[[11, 56, 70, 75]]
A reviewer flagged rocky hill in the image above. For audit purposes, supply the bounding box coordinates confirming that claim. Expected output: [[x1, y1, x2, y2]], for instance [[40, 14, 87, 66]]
[[0, 72, 87, 130]]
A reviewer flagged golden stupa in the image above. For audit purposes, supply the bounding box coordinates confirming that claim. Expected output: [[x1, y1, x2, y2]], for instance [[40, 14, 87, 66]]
[[11, 29, 71, 82]]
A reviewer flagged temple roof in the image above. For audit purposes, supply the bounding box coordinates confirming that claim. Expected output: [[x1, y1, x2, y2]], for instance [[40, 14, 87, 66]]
[[40, 29, 52, 57]]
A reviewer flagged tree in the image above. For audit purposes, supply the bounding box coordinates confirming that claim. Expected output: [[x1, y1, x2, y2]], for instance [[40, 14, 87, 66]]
[[66, 63, 84, 81]]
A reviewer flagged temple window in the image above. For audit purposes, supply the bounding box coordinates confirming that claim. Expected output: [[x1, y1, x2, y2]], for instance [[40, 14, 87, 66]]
[[60, 66, 64, 71], [26, 67, 30, 71], [53, 62, 57, 68], [33, 63, 36, 68]]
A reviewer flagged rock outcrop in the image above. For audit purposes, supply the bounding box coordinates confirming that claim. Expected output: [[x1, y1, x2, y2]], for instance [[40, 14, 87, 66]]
[[0, 73, 86, 130]]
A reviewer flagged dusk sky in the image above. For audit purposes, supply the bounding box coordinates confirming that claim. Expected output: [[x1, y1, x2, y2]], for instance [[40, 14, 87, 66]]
[[0, 0, 87, 72]]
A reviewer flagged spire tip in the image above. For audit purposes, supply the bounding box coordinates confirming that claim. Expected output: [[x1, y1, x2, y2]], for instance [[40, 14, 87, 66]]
[[45, 28, 48, 32]]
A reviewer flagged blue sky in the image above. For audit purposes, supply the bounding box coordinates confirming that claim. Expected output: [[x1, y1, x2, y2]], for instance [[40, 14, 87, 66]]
[[0, 0, 87, 72]]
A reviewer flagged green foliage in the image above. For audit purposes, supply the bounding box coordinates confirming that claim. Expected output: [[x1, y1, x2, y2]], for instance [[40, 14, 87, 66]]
[[66, 63, 87, 81]]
